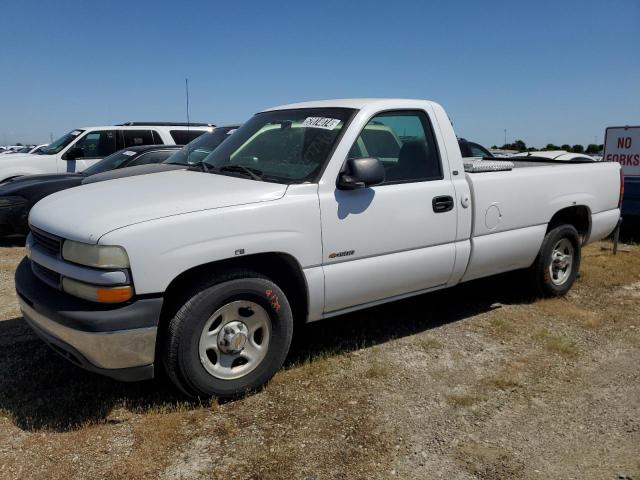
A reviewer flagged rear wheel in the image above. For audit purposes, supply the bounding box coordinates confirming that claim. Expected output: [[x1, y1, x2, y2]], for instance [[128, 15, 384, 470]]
[[163, 269, 294, 398], [530, 224, 581, 297]]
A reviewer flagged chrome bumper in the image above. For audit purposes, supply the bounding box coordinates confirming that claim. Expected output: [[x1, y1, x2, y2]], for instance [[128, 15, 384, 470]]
[[19, 297, 157, 370]]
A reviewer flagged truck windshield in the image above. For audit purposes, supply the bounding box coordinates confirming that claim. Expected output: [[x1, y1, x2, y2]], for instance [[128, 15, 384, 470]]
[[201, 108, 356, 183], [37, 130, 84, 155], [163, 126, 238, 166]]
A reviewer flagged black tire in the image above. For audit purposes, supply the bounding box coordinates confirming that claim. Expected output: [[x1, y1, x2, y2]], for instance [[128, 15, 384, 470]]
[[530, 224, 581, 297], [162, 269, 293, 398]]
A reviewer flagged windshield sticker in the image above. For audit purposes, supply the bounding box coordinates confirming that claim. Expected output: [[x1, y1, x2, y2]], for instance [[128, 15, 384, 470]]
[[226, 129, 237, 135], [71, 130, 82, 136], [122, 150, 136, 156], [301, 117, 341, 130]]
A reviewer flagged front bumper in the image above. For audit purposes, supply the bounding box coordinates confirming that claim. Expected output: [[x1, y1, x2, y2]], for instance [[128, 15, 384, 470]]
[[15, 257, 163, 382]]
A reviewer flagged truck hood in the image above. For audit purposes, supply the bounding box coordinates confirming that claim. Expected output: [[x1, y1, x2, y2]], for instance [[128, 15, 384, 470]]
[[0, 153, 42, 168], [0, 172, 81, 192], [29, 169, 288, 243], [0, 153, 36, 161], [81, 163, 185, 184]]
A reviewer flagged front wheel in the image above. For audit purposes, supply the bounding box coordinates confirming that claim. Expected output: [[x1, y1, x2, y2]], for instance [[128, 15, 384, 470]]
[[163, 270, 294, 398], [530, 224, 581, 297]]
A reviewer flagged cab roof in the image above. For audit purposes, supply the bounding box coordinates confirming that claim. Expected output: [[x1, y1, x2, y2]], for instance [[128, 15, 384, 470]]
[[264, 98, 436, 112]]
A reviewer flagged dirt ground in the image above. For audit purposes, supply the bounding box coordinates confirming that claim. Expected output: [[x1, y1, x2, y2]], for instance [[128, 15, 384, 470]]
[[0, 235, 638, 480]]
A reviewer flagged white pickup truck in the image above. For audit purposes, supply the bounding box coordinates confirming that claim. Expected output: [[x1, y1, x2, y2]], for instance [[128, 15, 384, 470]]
[[16, 99, 622, 398]]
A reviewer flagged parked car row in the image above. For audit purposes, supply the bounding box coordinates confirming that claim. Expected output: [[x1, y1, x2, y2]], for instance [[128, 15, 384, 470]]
[[0, 122, 215, 183], [0, 126, 238, 236], [1, 144, 48, 154], [10, 99, 622, 399]]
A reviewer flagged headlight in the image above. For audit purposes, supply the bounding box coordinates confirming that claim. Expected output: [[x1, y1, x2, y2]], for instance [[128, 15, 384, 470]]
[[62, 240, 130, 269], [62, 277, 133, 303], [0, 195, 26, 208]]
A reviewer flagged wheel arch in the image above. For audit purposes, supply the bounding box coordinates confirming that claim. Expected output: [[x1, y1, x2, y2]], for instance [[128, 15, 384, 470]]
[[159, 251, 310, 329], [547, 205, 591, 244]]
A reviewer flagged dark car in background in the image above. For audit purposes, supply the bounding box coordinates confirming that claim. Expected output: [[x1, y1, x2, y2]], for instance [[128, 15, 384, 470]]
[[0, 126, 239, 236], [458, 138, 494, 158], [0, 145, 179, 236]]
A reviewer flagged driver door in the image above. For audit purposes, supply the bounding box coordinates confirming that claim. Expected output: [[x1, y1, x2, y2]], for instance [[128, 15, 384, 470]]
[[319, 109, 457, 313], [61, 130, 119, 172]]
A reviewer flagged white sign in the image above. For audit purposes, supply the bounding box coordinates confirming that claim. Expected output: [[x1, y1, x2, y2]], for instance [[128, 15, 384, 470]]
[[301, 117, 341, 130], [604, 126, 640, 177]]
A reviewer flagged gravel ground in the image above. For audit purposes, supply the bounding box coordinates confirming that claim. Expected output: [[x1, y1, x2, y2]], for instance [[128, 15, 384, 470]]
[[0, 238, 638, 480]]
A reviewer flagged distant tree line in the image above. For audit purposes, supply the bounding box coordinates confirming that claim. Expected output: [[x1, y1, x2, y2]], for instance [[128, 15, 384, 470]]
[[490, 140, 603, 154]]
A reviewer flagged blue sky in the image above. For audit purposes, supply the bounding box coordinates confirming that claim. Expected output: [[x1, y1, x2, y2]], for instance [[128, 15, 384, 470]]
[[1, 0, 638, 147]]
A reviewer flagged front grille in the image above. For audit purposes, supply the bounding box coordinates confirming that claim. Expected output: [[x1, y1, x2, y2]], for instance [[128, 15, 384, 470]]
[[32, 261, 61, 289], [31, 228, 62, 257]]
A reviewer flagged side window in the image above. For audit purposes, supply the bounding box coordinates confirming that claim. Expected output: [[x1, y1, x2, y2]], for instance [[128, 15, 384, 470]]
[[458, 138, 473, 158], [127, 150, 174, 167], [348, 138, 363, 158], [469, 142, 491, 158], [170, 130, 206, 145], [72, 130, 117, 158], [123, 130, 155, 148], [151, 130, 164, 144], [349, 111, 442, 183]]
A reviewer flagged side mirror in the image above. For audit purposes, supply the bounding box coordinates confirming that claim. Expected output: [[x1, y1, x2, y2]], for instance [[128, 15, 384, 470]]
[[337, 157, 385, 190], [64, 147, 84, 160]]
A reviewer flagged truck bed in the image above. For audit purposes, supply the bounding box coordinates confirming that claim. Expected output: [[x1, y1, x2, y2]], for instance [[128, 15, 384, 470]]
[[460, 160, 621, 281]]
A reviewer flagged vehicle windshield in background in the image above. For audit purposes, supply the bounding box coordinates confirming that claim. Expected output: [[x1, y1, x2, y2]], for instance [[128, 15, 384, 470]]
[[163, 126, 238, 166], [37, 130, 84, 155], [82, 149, 141, 175], [201, 108, 356, 183]]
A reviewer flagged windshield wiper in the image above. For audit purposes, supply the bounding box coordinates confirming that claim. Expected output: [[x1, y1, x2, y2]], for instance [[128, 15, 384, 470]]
[[187, 161, 211, 172], [218, 164, 264, 181]]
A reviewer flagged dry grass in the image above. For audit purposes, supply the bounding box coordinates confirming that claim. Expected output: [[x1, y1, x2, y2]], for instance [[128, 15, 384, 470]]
[[534, 328, 579, 358], [416, 335, 442, 351], [535, 297, 603, 327], [580, 242, 640, 287], [1, 240, 639, 479], [364, 361, 391, 379], [446, 393, 484, 408], [105, 412, 192, 480], [488, 316, 518, 335], [490, 373, 522, 390]]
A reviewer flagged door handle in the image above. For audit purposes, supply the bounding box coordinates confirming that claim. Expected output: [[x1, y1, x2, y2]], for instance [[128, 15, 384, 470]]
[[432, 195, 454, 213]]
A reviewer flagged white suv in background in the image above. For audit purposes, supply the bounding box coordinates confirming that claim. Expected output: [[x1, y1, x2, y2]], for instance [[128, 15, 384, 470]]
[[0, 122, 214, 182]]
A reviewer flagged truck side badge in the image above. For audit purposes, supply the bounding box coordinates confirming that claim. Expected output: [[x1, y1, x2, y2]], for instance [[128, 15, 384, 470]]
[[328, 250, 355, 259]]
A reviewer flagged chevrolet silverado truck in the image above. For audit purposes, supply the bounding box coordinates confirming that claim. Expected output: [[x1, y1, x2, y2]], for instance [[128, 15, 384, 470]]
[[15, 99, 623, 398]]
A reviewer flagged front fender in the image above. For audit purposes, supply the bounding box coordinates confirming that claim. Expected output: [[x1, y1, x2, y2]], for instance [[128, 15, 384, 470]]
[[99, 186, 322, 295]]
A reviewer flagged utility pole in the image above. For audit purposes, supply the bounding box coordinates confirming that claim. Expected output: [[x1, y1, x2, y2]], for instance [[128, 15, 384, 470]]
[[185, 77, 190, 127], [504, 129, 507, 146]]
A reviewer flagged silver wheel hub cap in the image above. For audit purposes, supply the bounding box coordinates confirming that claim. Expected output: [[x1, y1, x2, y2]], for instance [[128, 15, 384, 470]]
[[198, 300, 271, 380], [217, 321, 249, 354], [549, 238, 574, 286]]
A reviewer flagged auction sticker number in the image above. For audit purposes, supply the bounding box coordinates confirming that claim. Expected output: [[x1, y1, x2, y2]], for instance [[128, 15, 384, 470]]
[[302, 117, 341, 130]]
